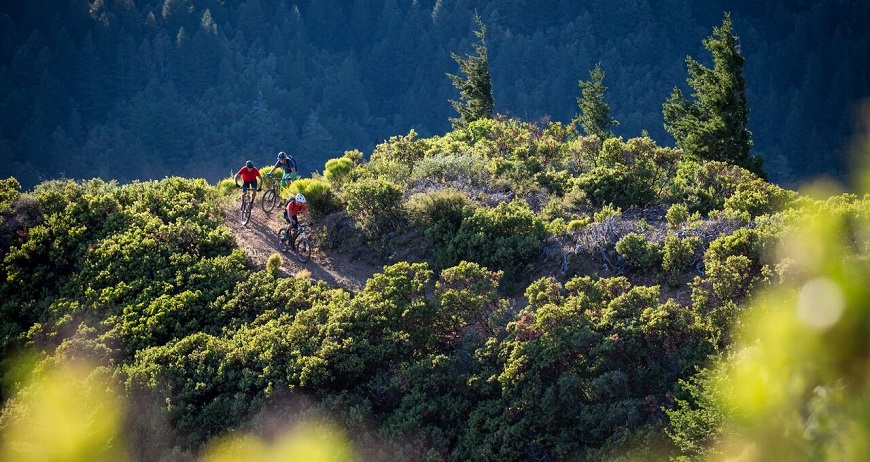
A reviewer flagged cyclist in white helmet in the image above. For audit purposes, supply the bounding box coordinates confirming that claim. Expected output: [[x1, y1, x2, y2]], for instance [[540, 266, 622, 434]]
[[283, 193, 312, 248]]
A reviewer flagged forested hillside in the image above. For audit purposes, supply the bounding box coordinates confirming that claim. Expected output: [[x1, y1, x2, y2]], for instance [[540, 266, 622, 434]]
[[1, 0, 868, 189], [3, 109, 870, 459]]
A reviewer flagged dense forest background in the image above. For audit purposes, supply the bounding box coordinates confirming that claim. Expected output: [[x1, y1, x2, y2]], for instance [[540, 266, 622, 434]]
[[1, 0, 868, 189]]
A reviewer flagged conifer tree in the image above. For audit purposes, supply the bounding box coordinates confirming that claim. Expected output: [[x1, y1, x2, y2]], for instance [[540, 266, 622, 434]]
[[663, 13, 764, 177], [447, 14, 494, 130], [574, 62, 618, 139]]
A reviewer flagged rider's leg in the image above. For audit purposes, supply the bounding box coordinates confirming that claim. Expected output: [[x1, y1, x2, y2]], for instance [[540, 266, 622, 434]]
[[289, 215, 299, 249]]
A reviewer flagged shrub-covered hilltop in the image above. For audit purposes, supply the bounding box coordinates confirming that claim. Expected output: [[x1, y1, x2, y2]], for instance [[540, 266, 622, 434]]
[[4, 115, 870, 461]]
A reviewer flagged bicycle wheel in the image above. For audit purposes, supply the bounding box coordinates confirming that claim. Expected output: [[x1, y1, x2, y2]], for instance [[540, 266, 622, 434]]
[[261, 188, 278, 212], [294, 236, 311, 263], [241, 198, 252, 225], [278, 228, 292, 252]]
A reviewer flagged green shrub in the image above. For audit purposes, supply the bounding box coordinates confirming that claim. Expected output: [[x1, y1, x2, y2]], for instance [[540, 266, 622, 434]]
[[216, 177, 238, 197], [261, 165, 286, 178], [362, 156, 412, 186], [564, 134, 603, 172], [406, 189, 473, 266], [266, 253, 282, 275], [539, 197, 565, 223], [662, 232, 702, 277], [575, 165, 656, 209], [708, 254, 753, 299], [546, 217, 567, 235], [615, 233, 662, 270], [343, 149, 364, 164], [563, 183, 590, 208], [534, 169, 571, 196], [446, 199, 546, 291], [566, 217, 591, 231], [593, 203, 622, 222], [286, 178, 340, 217], [465, 118, 500, 142], [409, 153, 490, 186], [434, 260, 503, 336], [723, 177, 797, 218], [324, 157, 354, 188], [599, 136, 624, 167], [704, 228, 762, 270], [666, 203, 690, 229], [670, 160, 764, 215], [703, 228, 767, 300], [666, 363, 728, 461], [0, 177, 20, 213], [370, 129, 424, 165], [342, 178, 405, 238]]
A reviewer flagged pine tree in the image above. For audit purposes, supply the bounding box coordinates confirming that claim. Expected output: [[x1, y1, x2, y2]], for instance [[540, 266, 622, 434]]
[[574, 62, 618, 139], [447, 13, 494, 130], [663, 13, 764, 177]]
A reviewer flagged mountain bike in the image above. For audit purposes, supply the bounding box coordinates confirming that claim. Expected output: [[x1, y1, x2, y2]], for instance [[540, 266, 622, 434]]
[[261, 172, 298, 213], [237, 186, 255, 225], [278, 221, 311, 263]]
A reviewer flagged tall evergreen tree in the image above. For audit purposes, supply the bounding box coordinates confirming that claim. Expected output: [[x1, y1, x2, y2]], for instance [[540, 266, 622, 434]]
[[663, 13, 764, 177], [447, 13, 494, 130], [574, 62, 618, 139]]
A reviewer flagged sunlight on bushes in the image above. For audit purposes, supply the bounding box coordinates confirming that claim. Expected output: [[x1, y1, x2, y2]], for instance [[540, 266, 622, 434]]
[[294, 268, 312, 280], [0, 360, 128, 462], [201, 420, 353, 462], [0, 360, 354, 462], [709, 109, 870, 461], [216, 177, 238, 197], [266, 253, 282, 275]]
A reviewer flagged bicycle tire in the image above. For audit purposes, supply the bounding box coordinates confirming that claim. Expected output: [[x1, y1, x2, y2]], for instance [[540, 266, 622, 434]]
[[241, 198, 252, 225], [278, 228, 292, 252], [261, 188, 278, 212], [294, 236, 311, 263]]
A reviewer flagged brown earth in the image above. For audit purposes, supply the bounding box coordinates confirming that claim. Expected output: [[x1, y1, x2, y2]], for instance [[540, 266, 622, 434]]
[[220, 200, 380, 293]]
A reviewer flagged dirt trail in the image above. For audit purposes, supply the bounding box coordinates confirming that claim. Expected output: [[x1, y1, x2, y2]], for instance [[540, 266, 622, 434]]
[[220, 201, 378, 292]]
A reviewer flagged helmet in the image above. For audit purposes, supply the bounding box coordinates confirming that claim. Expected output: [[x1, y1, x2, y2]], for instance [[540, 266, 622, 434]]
[[278, 151, 288, 160], [295, 193, 307, 204], [245, 160, 254, 168]]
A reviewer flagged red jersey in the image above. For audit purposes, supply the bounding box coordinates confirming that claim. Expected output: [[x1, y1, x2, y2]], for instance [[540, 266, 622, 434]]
[[237, 166, 260, 182], [285, 199, 308, 216]]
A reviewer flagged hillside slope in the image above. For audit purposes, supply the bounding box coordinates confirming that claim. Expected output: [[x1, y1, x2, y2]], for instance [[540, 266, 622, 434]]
[[5, 114, 870, 460]]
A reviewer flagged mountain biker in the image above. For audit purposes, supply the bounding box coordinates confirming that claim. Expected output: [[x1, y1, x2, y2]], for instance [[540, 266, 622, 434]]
[[270, 151, 298, 183], [234, 160, 263, 203], [284, 193, 312, 249]]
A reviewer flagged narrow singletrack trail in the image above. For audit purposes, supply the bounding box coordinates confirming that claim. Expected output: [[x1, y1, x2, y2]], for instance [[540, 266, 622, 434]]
[[220, 201, 377, 292]]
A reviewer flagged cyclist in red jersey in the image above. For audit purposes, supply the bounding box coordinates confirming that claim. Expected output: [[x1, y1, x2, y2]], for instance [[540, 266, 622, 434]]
[[234, 160, 264, 203], [284, 193, 312, 249]]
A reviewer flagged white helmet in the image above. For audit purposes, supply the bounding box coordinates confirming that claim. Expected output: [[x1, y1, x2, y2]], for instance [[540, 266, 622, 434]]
[[295, 193, 307, 204]]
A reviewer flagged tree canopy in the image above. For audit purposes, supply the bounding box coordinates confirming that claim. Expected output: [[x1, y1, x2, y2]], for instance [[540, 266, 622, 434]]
[[448, 14, 494, 130], [1, 1, 866, 188], [574, 62, 619, 140], [663, 13, 764, 177]]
